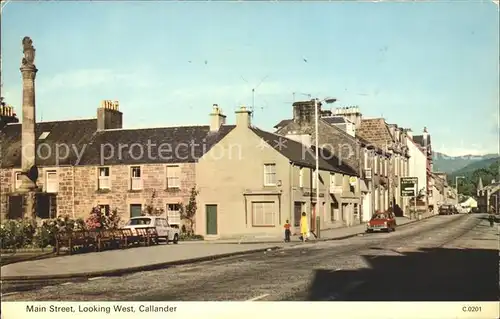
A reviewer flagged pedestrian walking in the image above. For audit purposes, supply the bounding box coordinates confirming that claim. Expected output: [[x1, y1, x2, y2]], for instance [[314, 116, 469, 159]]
[[488, 214, 495, 227], [284, 220, 291, 242], [300, 212, 309, 242]]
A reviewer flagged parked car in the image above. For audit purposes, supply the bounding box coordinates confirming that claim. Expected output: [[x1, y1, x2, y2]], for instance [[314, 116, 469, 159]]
[[439, 205, 456, 215], [366, 212, 397, 233], [123, 216, 180, 244]]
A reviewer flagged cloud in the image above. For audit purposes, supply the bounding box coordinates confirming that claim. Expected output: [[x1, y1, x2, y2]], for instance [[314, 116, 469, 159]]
[[38, 68, 159, 93]]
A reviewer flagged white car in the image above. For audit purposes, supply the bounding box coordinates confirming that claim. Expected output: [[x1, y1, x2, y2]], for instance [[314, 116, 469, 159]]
[[123, 216, 180, 244]]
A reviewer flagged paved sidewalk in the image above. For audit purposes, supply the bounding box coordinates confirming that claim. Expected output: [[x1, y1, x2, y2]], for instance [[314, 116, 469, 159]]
[[188, 213, 437, 244], [0, 243, 280, 281], [0, 213, 438, 281]]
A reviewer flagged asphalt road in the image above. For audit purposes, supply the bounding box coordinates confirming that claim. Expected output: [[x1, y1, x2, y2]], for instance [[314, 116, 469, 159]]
[[2, 214, 498, 302]]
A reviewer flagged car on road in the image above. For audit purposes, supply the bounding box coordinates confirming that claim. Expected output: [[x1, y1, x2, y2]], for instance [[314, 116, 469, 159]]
[[366, 212, 397, 233], [439, 205, 457, 215], [123, 216, 180, 244]]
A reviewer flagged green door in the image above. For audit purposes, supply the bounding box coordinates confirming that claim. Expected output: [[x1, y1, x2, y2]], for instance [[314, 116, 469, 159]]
[[206, 205, 218, 235], [130, 204, 142, 218]]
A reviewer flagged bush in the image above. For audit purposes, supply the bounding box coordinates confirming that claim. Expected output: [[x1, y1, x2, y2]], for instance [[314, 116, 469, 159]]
[[0, 219, 36, 249], [85, 206, 121, 230], [179, 233, 204, 241], [34, 215, 86, 248]]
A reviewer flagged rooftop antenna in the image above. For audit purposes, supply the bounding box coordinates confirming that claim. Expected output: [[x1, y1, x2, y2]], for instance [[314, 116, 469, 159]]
[[240, 74, 269, 119]]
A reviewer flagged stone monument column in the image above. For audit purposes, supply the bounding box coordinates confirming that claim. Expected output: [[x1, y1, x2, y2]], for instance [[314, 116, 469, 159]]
[[19, 37, 38, 221]]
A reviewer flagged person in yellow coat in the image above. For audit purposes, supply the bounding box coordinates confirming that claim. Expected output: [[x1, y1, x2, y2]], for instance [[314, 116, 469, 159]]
[[300, 212, 309, 242]]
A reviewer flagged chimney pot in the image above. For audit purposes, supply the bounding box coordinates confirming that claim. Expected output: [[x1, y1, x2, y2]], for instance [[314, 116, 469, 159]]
[[97, 100, 123, 131], [210, 104, 226, 131]]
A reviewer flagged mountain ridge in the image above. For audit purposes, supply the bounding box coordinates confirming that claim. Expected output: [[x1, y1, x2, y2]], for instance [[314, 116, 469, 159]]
[[432, 152, 498, 174]]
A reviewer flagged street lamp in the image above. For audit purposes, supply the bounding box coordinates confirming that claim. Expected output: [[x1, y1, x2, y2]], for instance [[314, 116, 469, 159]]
[[455, 176, 465, 204], [313, 96, 337, 237]]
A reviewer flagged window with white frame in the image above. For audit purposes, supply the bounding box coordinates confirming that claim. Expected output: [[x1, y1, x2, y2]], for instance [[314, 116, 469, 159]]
[[130, 166, 142, 190], [364, 150, 369, 169], [14, 172, 23, 189], [384, 159, 388, 176], [98, 167, 110, 189], [45, 170, 58, 193], [299, 168, 304, 187], [264, 164, 276, 186], [374, 156, 378, 174], [251, 201, 275, 226], [166, 165, 181, 188], [166, 203, 181, 225], [99, 204, 110, 216]]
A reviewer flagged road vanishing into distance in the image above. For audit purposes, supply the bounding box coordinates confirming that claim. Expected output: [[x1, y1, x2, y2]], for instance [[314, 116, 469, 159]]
[[2, 214, 499, 302]]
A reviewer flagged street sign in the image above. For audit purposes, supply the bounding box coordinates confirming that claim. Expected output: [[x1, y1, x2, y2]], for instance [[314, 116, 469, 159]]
[[401, 177, 418, 197]]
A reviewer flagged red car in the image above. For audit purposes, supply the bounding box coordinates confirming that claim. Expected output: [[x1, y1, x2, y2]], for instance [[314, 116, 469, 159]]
[[366, 212, 397, 233]]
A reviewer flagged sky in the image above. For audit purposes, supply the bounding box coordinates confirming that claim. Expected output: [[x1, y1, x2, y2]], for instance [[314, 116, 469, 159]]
[[1, 1, 499, 157]]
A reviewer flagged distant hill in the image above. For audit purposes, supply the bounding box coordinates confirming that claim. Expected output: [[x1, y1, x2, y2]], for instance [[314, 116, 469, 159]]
[[450, 156, 500, 178], [432, 152, 498, 174]]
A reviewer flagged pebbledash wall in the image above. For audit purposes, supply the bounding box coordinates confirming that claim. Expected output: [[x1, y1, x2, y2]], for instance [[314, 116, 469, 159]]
[[0, 164, 195, 221]]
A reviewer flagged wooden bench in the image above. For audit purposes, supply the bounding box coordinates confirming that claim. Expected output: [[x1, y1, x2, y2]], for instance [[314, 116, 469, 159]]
[[55, 231, 90, 255], [95, 229, 121, 252], [135, 227, 158, 246]]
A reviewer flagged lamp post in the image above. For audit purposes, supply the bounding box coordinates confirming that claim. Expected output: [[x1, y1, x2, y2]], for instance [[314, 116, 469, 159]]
[[455, 176, 465, 204], [313, 97, 337, 237]]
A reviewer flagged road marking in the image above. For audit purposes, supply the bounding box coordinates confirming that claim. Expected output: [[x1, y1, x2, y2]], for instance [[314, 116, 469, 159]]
[[247, 294, 270, 301], [1, 292, 19, 297], [88, 277, 105, 281]]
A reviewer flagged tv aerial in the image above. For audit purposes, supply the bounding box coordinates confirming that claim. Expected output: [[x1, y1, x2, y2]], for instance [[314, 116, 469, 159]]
[[240, 74, 269, 119]]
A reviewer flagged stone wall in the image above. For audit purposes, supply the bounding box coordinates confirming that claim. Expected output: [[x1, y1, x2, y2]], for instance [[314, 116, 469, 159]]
[[0, 163, 196, 224]]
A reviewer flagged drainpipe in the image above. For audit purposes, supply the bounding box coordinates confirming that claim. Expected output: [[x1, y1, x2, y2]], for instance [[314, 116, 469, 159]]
[[289, 161, 294, 224], [72, 166, 75, 218]]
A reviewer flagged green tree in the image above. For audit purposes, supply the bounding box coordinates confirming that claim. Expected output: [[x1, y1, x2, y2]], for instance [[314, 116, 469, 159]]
[[179, 187, 199, 234]]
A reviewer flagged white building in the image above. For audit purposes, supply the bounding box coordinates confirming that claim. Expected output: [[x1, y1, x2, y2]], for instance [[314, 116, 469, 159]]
[[406, 132, 428, 199]]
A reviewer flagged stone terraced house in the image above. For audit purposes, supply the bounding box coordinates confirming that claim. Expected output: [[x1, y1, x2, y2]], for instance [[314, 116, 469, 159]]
[[0, 100, 234, 227]]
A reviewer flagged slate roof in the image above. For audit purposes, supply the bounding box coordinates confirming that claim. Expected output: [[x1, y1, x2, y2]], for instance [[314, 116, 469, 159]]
[[1, 120, 98, 168], [274, 116, 347, 129], [250, 127, 358, 176], [413, 135, 431, 148], [0, 119, 235, 167], [78, 125, 235, 165], [356, 118, 395, 150]]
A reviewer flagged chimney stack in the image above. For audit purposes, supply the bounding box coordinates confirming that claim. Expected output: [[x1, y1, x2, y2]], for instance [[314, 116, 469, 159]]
[[97, 100, 123, 131], [292, 100, 321, 125], [235, 106, 251, 128], [209, 104, 226, 131], [334, 106, 362, 128]]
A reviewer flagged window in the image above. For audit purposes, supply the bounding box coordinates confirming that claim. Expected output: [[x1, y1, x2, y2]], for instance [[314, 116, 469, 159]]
[[353, 204, 359, 218], [384, 159, 388, 176], [130, 166, 142, 190], [14, 172, 23, 189], [364, 150, 369, 169], [45, 170, 58, 193], [98, 167, 110, 189], [99, 204, 110, 216], [166, 203, 181, 225], [299, 168, 304, 187], [129, 204, 142, 218], [330, 202, 339, 221], [374, 157, 378, 174], [252, 202, 275, 226], [264, 164, 276, 186], [166, 165, 180, 188]]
